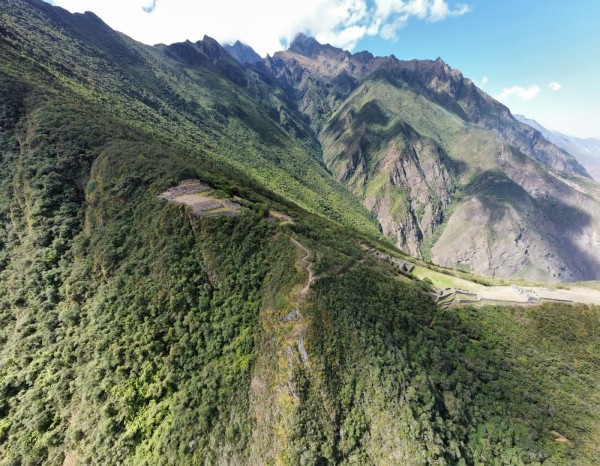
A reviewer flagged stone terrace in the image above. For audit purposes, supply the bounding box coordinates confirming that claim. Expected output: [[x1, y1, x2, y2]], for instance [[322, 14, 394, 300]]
[[158, 179, 241, 217]]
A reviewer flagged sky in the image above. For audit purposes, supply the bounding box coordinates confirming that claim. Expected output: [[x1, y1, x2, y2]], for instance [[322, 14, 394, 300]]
[[43, 0, 600, 139]]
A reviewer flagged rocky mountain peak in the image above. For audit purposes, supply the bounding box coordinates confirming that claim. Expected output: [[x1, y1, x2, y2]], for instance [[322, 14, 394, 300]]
[[352, 50, 375, 63], [223, 40, 262, 65], [165, 35, 229, 63], [197, 35, 227, 59], [430, 57, 463, 80], [162, 36, 247, 86], [288, 33, 323, 57], [287, 33, 351, 61]]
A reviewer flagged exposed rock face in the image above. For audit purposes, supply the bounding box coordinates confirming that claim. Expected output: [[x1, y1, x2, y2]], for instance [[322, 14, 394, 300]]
[[382, 136, 454, 257], [161, 36, 248, 86], [432, 146, 600, 281], [261, 35, 600, 281], [321, 99, 454, 257], [223, 40, 262, 65], [433, 195, 574, 281], [496, 149, 600, 280]]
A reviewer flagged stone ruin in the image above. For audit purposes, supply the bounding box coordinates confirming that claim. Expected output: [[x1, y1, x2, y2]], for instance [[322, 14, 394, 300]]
[[511, 284, 539, 302], [158, 179, 241, 216], [158, 179, 211, 200], [363, 246, 415, 273]]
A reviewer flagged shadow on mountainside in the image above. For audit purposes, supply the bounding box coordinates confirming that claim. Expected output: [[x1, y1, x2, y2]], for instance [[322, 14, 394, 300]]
[[464, 171, 600, 281]]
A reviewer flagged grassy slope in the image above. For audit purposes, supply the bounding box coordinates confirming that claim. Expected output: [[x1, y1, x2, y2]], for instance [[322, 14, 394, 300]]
[[0, 2, 599, 465], [321, 78, 496, 183]]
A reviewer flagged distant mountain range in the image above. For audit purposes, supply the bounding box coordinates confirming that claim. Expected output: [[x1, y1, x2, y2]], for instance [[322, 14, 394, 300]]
[[515, 114, 600, 181]]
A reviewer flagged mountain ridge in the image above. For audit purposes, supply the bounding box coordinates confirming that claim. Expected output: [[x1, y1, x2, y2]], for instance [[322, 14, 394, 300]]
[[223, 40, 263, 65], [233, 34, 600, 281], [515, 114, 600, 181]]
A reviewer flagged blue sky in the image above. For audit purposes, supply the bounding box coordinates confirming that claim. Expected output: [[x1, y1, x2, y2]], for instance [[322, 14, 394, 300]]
[[44, 0, 599, 138]]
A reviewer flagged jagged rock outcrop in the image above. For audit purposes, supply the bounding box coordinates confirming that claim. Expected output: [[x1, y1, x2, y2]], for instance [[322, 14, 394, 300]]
[[160, 36, 249, 86], [264, 34, 390, 132], [223, 40, 262, 65]]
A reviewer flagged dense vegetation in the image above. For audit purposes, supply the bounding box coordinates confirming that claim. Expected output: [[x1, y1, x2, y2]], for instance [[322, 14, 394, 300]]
[[0, 1, 599, 464], [290, 264, 599, 464]]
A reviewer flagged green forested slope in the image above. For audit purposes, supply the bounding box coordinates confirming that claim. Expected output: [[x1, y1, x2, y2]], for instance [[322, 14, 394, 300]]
[[0, 0, 378, 236], [0, 1, 599, 465]]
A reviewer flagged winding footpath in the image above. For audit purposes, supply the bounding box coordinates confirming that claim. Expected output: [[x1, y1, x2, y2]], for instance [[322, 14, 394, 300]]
[[290, 238, 315, 296]]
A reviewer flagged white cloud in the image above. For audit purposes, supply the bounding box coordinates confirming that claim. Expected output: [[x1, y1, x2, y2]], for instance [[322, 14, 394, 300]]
[[429, 0, 469, 22], [48, 0, 470, 55], [548, 81, 562, 92], [476, 75, 489, 88], [141, 0, 156, 13], [496, 85, 541, 102], [371, 0, 469, 40]]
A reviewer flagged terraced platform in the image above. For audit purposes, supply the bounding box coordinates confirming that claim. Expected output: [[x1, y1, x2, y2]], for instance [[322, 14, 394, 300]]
[[158, 179, 241, 216]]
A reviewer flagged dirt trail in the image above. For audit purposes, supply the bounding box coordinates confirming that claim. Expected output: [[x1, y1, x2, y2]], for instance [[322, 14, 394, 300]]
[[290, 238, 314, 296]]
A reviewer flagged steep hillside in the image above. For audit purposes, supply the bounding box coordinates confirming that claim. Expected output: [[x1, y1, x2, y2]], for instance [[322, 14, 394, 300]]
[[0, 0, 378, 238], [1, 2, 600, 465], [515, 114, 600, 182], [265, 35, 600, 282]]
